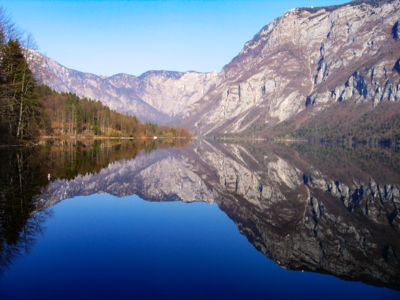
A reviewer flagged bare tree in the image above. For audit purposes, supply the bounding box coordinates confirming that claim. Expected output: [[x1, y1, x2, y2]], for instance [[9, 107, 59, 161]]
[[0, 7, 22, 46]]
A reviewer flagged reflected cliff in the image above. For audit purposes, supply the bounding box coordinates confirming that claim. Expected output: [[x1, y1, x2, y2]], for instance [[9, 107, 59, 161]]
[[1, 139, 400, 290], [179, 141, 400, 291]]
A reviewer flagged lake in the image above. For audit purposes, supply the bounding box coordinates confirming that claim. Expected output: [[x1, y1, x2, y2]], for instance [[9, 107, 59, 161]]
[[0, 139, 399, 300]]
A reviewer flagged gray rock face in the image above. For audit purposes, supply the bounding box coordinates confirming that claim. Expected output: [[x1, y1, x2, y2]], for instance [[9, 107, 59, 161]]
[[31, 51, 218, 124], [175, 0, 400, 135]]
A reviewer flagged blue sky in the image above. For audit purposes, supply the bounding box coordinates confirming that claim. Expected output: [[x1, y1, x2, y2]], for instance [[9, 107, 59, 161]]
[[2, 0, 346, 76]]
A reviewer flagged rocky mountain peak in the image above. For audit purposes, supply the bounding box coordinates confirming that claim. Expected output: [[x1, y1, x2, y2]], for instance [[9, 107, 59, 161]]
[[174, 0, 400, 136]]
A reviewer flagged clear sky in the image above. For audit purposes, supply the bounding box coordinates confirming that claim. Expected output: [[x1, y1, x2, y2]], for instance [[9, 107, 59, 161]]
[[1, 0, 346, 76]]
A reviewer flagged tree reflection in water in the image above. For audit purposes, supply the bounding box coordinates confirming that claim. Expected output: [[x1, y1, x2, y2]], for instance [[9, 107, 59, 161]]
[[0, 147, 52, 277]]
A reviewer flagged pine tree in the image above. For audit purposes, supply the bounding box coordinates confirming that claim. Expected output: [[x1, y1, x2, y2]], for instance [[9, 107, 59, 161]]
[[0, 39, 40, 139]]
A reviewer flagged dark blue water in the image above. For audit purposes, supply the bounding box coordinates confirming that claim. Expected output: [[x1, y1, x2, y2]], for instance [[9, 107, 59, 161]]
[[0, 194, 398, 300]]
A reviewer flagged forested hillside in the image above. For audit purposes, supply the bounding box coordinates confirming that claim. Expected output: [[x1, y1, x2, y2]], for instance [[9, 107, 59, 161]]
[[37, 86, 191, 138]]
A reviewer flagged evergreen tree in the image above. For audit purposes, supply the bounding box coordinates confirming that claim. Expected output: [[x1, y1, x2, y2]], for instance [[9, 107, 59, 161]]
[[0, 39, 40, 140]]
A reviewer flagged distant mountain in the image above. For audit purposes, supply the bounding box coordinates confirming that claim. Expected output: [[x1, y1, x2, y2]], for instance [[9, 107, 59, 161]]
[[32, 51, 218, 124], [173, 0, 400, 137]]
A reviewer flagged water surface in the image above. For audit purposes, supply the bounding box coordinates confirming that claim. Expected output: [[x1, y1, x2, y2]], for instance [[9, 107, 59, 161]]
[[0, 139, 399, 299]]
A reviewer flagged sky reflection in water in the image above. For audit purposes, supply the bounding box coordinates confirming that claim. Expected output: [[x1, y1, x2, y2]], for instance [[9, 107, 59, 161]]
[[0, 195, 397, 300]]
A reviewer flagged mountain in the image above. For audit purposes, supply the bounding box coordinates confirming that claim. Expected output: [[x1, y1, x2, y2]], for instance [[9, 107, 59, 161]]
[[32, 0, 400, 136], [32, 51, 218, 124], [174, 0, 400, 136]]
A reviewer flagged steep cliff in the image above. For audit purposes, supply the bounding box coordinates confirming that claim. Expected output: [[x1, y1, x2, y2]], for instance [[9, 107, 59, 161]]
[[32, 51, 218, 124], [175, 0, 400, 136]]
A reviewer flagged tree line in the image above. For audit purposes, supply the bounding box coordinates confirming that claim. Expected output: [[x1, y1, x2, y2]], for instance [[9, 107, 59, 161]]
[[3, 79, 192, 140], [37, 86, 191, 138]]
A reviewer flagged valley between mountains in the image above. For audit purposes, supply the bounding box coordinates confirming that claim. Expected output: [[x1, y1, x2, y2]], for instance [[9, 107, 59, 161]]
[[35, 0, 400, 141]]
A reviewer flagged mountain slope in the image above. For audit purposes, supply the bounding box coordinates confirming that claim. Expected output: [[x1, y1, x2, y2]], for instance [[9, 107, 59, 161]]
[[174, 0, 400, 136], [32, 52, 218, 124]]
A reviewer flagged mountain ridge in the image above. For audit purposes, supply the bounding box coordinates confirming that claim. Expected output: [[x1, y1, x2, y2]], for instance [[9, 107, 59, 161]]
[[173, 0, 400, 137], [32, 51, 218, 124]]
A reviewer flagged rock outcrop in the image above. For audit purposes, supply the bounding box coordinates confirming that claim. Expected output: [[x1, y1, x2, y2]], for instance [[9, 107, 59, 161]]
[[31, 51, 218, 124], [175, 0, 400, 135]]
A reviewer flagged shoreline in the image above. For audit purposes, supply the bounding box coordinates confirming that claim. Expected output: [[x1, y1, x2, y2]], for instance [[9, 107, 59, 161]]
[[0, 136, 193, 147], [39, 135, 192, 140]]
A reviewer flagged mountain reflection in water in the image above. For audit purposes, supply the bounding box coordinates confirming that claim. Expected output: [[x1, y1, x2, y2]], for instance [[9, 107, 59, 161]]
[[1, 139, 400, 294]]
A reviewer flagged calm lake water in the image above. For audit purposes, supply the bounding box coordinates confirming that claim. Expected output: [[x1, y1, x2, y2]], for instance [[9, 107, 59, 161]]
[[0, 139, 399, 300]]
